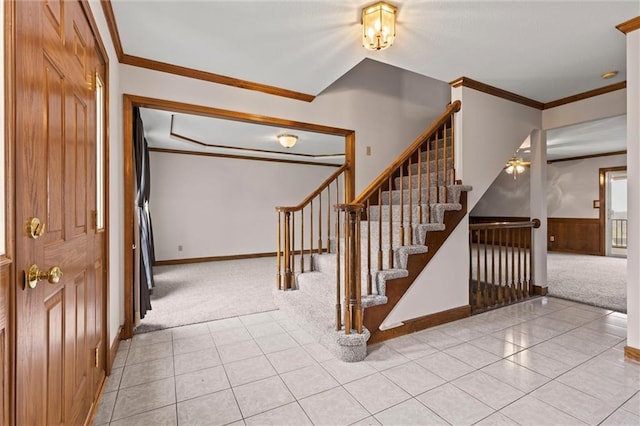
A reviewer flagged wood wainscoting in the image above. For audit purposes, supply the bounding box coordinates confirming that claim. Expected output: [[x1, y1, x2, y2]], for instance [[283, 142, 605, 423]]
[[470, 216, 602, 256], [547, 218, 601, 255]]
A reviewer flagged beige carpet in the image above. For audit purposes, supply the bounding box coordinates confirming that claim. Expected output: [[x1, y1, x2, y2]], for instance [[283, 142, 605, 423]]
[[136, 257, 277, 333], [547, 252, 626, 313]]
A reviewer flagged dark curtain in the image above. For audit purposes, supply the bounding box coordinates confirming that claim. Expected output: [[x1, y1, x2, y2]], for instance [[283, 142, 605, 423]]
[[133, 107, 154, 319]]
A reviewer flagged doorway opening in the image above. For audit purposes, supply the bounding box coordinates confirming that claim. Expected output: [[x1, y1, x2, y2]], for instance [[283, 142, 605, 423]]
[[602, 168, 627, 257], [122, 95, 355, 339]]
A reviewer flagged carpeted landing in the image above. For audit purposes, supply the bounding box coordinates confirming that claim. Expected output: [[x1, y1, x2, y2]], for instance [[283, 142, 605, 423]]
[[136, 257, 277, 333], [547, 252, 626, 313]]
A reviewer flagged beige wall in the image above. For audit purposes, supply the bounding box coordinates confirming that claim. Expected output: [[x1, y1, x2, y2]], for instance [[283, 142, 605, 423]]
[[149, 151, 337, 260], [471, 154, 627, 218]]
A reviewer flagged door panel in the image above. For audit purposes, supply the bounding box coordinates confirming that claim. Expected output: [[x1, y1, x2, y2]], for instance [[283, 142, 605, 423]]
[[15, 1, 106, 424]]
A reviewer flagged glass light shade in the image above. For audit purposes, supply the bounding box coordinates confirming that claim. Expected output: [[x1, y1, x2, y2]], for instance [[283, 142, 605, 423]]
[[277, 133, 298, 148], [362, 2, 397, 51], [504, 157, 527, 179]]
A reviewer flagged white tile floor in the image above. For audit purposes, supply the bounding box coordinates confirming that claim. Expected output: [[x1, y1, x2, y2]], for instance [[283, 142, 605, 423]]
[[93, 297, 640, 425]]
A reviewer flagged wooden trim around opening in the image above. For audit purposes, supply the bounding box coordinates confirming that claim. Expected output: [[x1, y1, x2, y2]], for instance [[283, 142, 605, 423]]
[[154, 252, 279, 267], [449, 76, 544, 110], [148, 147, 342, 168], [367, 305, 471, 345], [625, 345, 640, 363], [542, 82, 627, 110], [122, 54, 315, 102], [108, 326, 123, 375], [123, 94, 356, 339], [548, 150, 627, 164], [617, 16, 640, 34], [599, 166, 627, 256]]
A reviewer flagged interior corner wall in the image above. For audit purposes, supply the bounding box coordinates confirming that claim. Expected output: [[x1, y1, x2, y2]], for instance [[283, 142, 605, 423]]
[[88, 0, 123, 346], [452, 87, 542, 210], [471, 154, 627, 218], [149, 152, 336, 260]]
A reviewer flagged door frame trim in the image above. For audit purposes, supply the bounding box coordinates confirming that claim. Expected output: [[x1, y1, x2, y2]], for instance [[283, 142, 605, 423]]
[[121, 95, 356, 339], [4, 0, 17, 423], [599, 166, 627, 255]]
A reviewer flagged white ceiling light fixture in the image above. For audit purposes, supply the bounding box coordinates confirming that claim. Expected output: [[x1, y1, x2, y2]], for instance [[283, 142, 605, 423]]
[[361, 1, 397, 51], [277, 133, 298, 148], [504, 156, 530, 180]]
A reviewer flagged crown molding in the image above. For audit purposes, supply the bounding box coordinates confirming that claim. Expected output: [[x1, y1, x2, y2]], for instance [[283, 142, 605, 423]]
[[543, 81, 627, 110], [148, 147, 341, 168], [617, 16, 640, 34], [547, 150, 627, 164], [100, 0, 315, 102], [449, 76, 544, 110], [100, 0, 124, 60]]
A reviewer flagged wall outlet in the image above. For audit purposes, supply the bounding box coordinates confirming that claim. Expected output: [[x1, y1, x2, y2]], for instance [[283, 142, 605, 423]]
[[366, 146, 371, 156], [549, 235, 555, 242], [178, 245, 183, 251]]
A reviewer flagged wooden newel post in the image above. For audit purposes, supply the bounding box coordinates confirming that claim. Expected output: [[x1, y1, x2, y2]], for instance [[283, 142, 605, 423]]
[[283, 211, 293, 290], [337, 203, 363, 335], [277, 211, 282, 290]]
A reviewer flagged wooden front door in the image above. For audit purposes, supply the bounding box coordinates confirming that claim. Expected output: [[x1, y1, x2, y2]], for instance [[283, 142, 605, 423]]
[[14, 1, 107, 424]]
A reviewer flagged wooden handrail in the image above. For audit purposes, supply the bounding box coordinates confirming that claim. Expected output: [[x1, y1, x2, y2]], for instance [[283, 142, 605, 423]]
[[469, 219, 540, 231], [352, 100, 461, 204], [276, 163, 349, 212]]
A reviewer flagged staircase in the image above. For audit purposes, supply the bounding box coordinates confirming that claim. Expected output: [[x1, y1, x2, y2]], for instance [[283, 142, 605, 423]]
[[275, 101, 472, 361]]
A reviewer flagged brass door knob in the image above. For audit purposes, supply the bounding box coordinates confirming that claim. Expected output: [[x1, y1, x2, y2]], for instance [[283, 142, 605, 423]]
[[25, 264, 63, 289]]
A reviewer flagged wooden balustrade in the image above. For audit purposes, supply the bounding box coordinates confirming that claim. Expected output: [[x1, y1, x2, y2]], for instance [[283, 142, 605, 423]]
[[468, 219, 541, 313], [335, 101, 462, 334], [276, 164, 349, 290]]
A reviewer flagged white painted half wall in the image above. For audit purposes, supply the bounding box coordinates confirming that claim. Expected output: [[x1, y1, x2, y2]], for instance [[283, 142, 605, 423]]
[[471, 154, 627, 218], [452, 86, 543, 210], [382, 216, 470, 327], [149, 151, 336, 260]]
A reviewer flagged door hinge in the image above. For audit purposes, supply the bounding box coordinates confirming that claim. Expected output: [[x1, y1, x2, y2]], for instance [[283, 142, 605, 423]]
[[94, 345, 100, 368], [91, 210, 97, 230]]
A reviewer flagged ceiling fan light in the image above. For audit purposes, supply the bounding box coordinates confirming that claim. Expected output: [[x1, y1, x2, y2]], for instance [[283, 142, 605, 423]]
[[362, 2, 397, 51], [277, 133, 298, 148]]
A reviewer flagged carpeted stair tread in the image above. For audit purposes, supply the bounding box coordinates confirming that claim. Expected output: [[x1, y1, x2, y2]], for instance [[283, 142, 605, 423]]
[[408, 159, 454, 175], [376, 269, 409, 296], [368, 202, 462, 224], [312, 253, 338, 276], [395, 245, 428, 269], [414, 223, 446, 245], [395, 174, 449, 189], [380, 185, 472, 206], [274, 274, 371, 361]]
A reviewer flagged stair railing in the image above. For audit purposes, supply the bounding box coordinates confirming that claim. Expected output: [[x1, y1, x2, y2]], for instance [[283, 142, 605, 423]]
[[276, 164, 349, 291], [336, 100, 462, 335], [468, 219, 541, 312]]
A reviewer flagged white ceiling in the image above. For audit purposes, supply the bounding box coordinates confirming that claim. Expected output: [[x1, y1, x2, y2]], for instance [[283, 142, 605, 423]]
[[139, 108, 346, 164], [112, 0, 638, 102], [118, 1, 635, 162], [545, 114, 627, 160]]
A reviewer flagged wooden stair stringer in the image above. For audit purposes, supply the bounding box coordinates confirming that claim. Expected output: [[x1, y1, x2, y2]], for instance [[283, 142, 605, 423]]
[[364, 192, 469, 344]]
